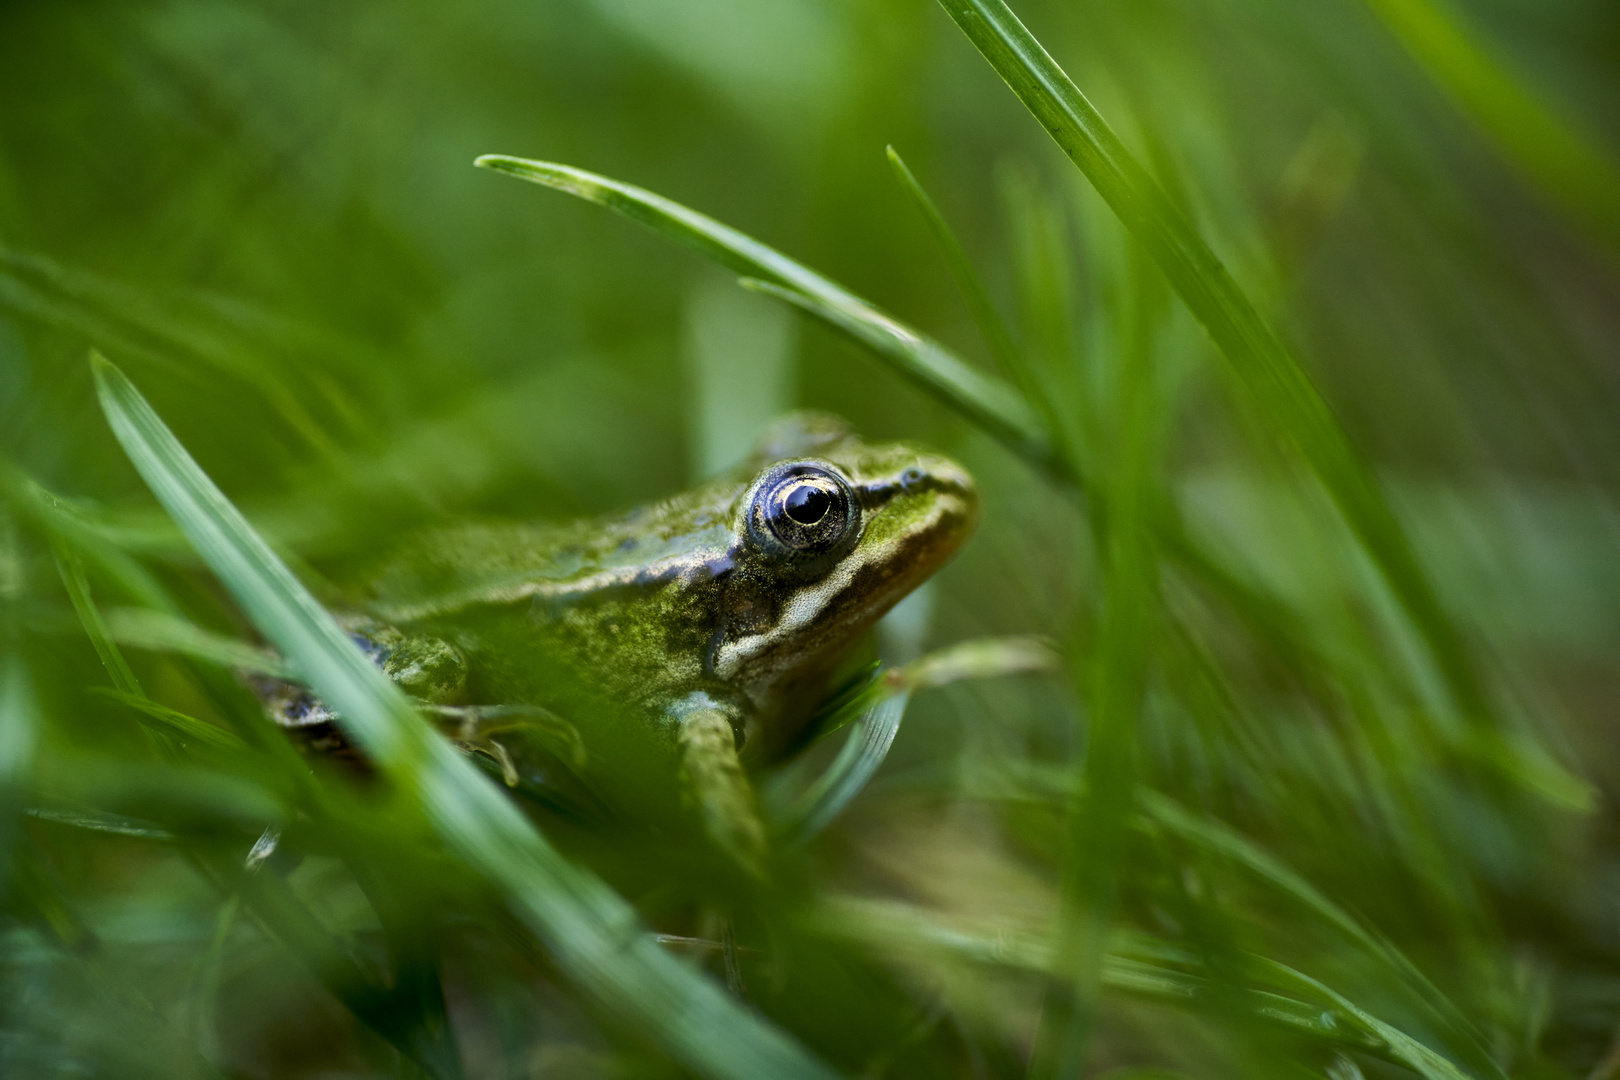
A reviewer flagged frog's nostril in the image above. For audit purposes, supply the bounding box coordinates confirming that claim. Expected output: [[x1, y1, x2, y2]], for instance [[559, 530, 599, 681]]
[[900, 467, 925, 492]]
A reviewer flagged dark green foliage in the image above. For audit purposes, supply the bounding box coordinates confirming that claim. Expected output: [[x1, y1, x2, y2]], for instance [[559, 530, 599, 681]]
[[2, 1, 1619, 1077]]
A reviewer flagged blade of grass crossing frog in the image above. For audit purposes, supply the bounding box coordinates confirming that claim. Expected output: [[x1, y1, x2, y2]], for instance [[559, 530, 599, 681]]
[[90, 353, 840, 1080], [1361, 0, 1620, 253], [473, 154, 1068, 484], [787, 690, 910, 843], [935, 0, 1490, 728]]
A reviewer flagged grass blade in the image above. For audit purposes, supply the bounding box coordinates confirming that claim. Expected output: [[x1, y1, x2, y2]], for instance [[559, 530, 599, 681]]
[[1250, 957, 1475, 1080], [90, 690, 246, 752], [90, 352, 839, 1080], [786, 691, 910, 843], [1033, 252, 1165, 1079], [54, 547, 144, 699], [101, 607, 292, 679], [1142, 792, 1506, 1080], [0, 651, 39, 893], [884, 147, 1062, 446], [816, 897, 1457, 1076], [1361, 0, 1620, 252], [474, 154, 1068, 482], [934, 0, 1489, 725]]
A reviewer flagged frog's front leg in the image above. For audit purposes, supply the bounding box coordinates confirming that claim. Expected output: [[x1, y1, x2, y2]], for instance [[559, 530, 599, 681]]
[[668, 692, 767, 880]]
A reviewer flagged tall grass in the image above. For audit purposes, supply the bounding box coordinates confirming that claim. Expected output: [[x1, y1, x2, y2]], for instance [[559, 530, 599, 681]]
[[2, 0, 1617, 1077]]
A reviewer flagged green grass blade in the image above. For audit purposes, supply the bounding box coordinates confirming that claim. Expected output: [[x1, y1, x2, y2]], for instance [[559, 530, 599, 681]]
[[884, 147, 1066, 447], [1362, 0, 1620, 251], [1250, 957, 1476, 1080], [102, 607, 292, 679], [0, 651, 40, 893], [24, 806, 175, 842], [54, 547, 144, 699], [816, 897, 1442, 1073], [787, 690, 909, 842], [1033, 253, 1165, 1079], [90, 352, 840, 1080], [934, 0, 1489, 724], [1141, 792, 1507, 1080], [474, 154, 1069, 483], [90, 690, 246, 752]]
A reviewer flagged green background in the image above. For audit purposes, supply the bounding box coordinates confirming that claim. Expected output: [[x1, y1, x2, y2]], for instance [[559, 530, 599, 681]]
[[3, 0, 1620, 1077]]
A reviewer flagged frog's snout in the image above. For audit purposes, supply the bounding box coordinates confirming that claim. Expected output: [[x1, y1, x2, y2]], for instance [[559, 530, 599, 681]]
[[893, 451, 979, 540], [852, 449, 979, 588]]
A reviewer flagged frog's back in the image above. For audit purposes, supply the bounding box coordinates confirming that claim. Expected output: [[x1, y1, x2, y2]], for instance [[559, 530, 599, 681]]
[[365, 478, 742, 624]]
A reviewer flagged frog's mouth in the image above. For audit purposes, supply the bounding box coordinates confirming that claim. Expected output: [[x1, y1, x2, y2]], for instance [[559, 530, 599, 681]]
[[710, 453, 978, 717]]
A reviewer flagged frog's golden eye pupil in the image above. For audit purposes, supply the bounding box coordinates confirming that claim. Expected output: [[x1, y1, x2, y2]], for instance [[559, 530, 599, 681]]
[[784, 483, 831, 525]]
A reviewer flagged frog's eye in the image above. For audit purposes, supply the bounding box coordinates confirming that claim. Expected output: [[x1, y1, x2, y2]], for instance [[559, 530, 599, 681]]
[[746, 462, 861, 562]]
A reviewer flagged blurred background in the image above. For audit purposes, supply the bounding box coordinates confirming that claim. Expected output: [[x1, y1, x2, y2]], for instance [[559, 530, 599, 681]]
[[3, 0, 1620, 1076]]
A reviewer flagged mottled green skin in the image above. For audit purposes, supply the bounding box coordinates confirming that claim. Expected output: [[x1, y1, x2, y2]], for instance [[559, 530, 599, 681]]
[[272, 415, 976, 854], [363, 415, 976, 759]]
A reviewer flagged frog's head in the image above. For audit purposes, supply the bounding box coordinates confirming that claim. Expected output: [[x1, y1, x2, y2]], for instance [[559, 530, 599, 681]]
[[710, 417, 977, 736]]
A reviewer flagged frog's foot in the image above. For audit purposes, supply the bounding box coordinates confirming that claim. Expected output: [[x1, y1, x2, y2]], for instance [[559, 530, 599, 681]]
[[669, 693, 767, 880]]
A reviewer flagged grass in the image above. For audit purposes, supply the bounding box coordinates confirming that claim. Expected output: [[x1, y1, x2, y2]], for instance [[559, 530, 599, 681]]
[[2, 0, 1618, 1077]]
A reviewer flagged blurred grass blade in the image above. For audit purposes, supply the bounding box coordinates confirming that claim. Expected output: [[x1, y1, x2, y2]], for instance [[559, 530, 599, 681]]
[[898, 635, 1059, 691], [935, 0, 1489, 724], [0, 247, 344, 459], [90, 690, 245, 752], [818, 897, 1461, 1075], [884, 146, 1062, 445], [24, 806, 175, 841], [1362, 0, 1620, 251], [102, 606, 292, 678], [1142, 792, 1507, 1080], [787, 690, 909, 842], [474, 154, 1069, 483], [1, 462, 176, 613], [90, 352, 840, 1080], [0, 651, 39, 892], [1251, 957, 1474, 1080], [54, 546, 143, 698], [1034, 253, 1164, 1079]]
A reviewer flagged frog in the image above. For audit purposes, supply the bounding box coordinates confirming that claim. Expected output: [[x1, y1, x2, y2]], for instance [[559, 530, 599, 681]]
[[260, 413, 977, 876]]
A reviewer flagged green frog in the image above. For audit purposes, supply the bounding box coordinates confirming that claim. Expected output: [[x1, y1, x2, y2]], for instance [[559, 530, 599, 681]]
[[261, 414, 977, 874]]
